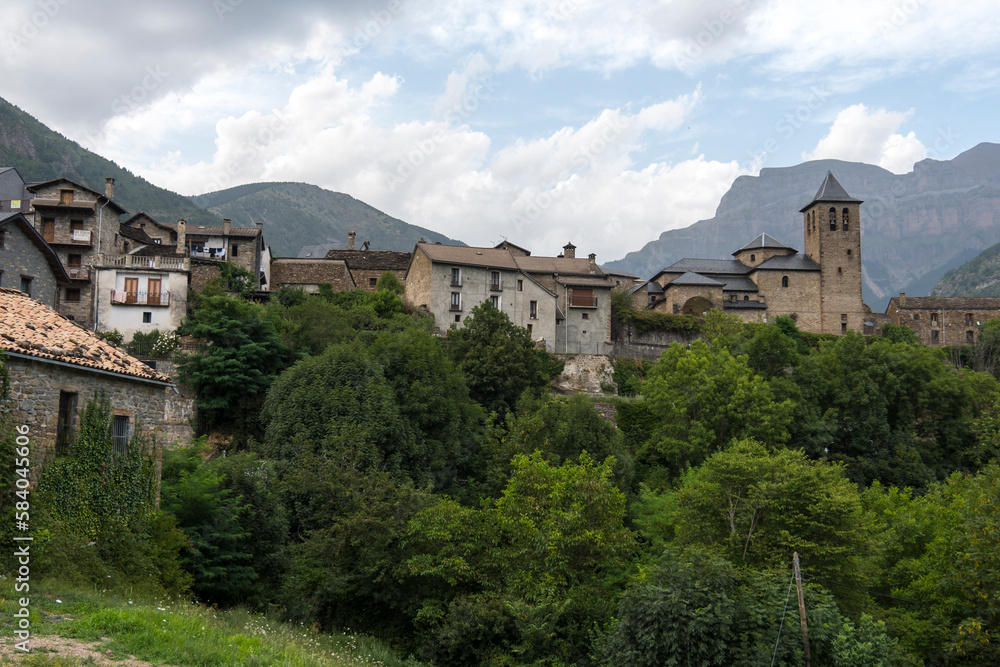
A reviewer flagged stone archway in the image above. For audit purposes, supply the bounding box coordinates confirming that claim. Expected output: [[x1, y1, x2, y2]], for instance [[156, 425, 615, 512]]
[[681, 296, 714, 315]]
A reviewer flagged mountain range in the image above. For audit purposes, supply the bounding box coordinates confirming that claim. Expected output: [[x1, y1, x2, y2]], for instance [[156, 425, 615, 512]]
[[606, 144, 1000, 310], [0, 97, 460, 255]]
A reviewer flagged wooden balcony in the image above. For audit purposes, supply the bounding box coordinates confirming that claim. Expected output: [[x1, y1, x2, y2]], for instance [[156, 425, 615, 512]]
[[45, 229, 92, 246]]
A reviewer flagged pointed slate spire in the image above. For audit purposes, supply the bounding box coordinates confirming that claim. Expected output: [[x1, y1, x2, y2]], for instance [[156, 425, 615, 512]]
[[800, 171, 863, 211]]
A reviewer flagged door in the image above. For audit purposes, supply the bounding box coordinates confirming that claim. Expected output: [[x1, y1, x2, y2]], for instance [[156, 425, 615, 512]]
[[147, 278, 161, 305], [124, 277, 138, 303]]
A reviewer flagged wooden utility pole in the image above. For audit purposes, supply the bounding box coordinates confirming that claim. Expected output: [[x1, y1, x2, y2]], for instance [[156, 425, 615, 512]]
[[793, 552, 811, 667]]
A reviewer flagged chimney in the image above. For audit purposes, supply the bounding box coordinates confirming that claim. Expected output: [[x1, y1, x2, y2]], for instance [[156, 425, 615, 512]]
[[177, 219, 186, 253], [563, 242, 576, 259], [348, 230, 356, 251], [105, 177, 115, 200], [223, 218, 231, 236], [899, 292, 906, 307], [588, 252, 597, 273]]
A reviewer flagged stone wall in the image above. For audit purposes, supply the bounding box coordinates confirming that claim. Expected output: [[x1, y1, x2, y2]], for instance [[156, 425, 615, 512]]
[[153, 360, 196, 446], [0, 220, 60, 309], [5, 356, 169, 467], [552, 354, 613, 394], [269, 258, 354, 292], [189, 260, 222, 293]]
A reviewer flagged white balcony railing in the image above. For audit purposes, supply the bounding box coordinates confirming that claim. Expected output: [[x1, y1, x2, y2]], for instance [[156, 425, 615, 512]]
[[110, 290, 171, 306], [103, 254, 189, 271]]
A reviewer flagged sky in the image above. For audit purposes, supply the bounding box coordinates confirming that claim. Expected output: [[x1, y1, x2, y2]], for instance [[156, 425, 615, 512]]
[[1, 0, 998, 262]]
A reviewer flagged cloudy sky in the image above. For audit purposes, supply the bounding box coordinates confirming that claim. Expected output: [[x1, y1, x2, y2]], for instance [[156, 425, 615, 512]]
[[1, 0, 997, 261]]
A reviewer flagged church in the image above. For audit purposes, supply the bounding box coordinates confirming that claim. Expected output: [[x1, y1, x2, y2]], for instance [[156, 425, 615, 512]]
[[634, 172, 867, 335]]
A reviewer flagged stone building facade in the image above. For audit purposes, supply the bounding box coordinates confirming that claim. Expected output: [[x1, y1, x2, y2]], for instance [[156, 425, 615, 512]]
[[269, 258, 356, 292], [25, 177, 127, 327], [883, 294, 1000, 346], [0, 213, 70, 309], [404, 241, 614, 354], [0, 288, 176, 468], [644, 173, 867, 335]]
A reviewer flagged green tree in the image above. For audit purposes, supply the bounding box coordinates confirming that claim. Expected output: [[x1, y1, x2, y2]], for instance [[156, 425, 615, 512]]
[[176, 294, 294, 435], [445, 302, 547, 420], [641, 340, 793, 480], [664, 439, 873, 590], [881, 322, 920, 344], [376, 270, 405, 294]]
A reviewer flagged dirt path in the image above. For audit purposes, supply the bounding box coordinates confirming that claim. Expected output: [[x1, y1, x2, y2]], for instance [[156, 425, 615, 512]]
[[0, 634, 159, 666]]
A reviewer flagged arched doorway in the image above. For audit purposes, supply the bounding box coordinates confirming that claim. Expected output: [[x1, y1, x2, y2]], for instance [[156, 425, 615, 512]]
[[681, 296, 714, 315]]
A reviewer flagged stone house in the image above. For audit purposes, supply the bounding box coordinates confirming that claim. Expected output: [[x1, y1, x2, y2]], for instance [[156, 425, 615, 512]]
[[25, 177, 128, 328], [95, 251, 190, 340], [0, 287, 182, 467], [404, 241, 615, 354], [269, 232, 411, 293], [883, 294, 1000, 346], [0, 213, 71, 309], [644, 172, 867, 335]]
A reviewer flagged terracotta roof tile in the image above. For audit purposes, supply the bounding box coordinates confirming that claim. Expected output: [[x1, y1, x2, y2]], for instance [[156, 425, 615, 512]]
[[0, 288, 170, 383]]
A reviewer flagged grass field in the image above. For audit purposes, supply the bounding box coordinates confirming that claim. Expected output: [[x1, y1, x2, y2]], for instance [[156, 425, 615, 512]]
[[1, 580, 423, 667]]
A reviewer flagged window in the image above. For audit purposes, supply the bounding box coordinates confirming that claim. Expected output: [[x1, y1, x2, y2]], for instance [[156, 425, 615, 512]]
[[112, 415, 130, 456], [65, 288, 80, 302], [571, 288, 595, 307], [451, 267, 461, 286], [967, 330, 975, 344], [142, 312, 152, 323], [841, 313, 848, 321], [744, 295, 749, 301], [527, 323, 532, 335], [530, 300, 537, 319], [450, 292, 461, 311], [847, 249, 852, 256], [490, 295, 500, 309], [781, 275, 789, 288], [490, 271, 501, 291], [841, 323, 847, 335], [966, 313, 974, 326], [838, 267, 842, 274], [68, 253, 82, 267], [59, 189, 74, 204], [19, 275, 31, 296], [232, 244, 239, 257], [913, 313, 919, 320], [931, 312, 939, 325], [829, 207, 837, 230], [931, 330, 939, 345], [56, 391, 77, 455], [369, 277, 378, 287], [842, 208, 849, 231], [517, 279, 523, 291], [454, 314, 461, 323], [582, 313, 589, 320], [750, 254, 755, 262]]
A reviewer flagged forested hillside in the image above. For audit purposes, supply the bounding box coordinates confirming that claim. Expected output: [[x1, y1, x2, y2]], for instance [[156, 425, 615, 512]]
[[5, 275, 1000, 666]]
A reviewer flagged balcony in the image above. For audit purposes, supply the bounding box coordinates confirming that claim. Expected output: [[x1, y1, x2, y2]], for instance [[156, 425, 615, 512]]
[[45, 229, 92, 246], [450, 279, 462, 287], [110, 290, 171, 306], [490, 281, 503, 291], [103, 254, 189, 271], [450, 303, 462, 312]]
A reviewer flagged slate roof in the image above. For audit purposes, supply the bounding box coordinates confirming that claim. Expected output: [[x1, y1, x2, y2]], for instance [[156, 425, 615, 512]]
[[734, 233, 796, 254], [670, 271, 725, 287], [131, 244, 186, 258], [0, 288, 170, 383], [659, 258, 753, 275], [755, 254, 821, 271], [324, 249, 412, 271], [163, 222, 261, 238], [719, 276, 760, 292], [124, 213, 177, 237], [25, 177, 128, 214], [800, 171, 863, 211], [119, 225, 161, 246]]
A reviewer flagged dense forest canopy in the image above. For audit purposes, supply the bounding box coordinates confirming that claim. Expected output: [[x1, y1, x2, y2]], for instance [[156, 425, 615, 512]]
[[5, 281, 1000, 666]]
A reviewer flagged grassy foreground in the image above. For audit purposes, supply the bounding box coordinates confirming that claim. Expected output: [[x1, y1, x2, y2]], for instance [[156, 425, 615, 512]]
[[1, 580, 423, 667]]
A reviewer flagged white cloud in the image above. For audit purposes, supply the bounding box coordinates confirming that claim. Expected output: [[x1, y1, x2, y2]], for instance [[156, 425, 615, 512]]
[[803, 104, 926, 173]]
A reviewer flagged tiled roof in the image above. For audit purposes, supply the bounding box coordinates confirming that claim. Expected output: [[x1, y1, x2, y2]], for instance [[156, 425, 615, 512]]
[[755, 255, 821, 271], [800, 171, 863, 211], [734, 233, 796, 254], [0, 288, 170, 383], [556, 276, 616, 288], [417, 243, 521, 269], [515, 255, 600, 275], [324, 249, 412, 270], [889, 296, 1000, 311], [669, 271, 725, 287]]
